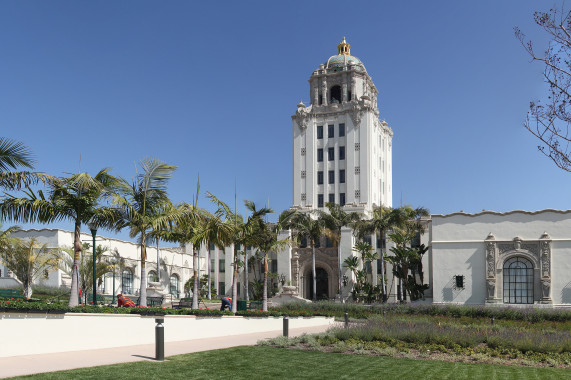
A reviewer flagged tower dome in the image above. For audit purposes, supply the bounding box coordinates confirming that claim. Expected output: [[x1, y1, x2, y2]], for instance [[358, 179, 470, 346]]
[[324, 37, 364, 70]]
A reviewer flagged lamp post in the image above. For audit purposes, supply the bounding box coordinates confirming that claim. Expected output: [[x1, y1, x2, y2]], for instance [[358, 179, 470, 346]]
[[89, 224, 97, 305]]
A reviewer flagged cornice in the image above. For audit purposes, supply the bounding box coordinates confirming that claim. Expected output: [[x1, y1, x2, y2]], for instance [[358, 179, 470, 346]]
[[432, 209, 571, 219]]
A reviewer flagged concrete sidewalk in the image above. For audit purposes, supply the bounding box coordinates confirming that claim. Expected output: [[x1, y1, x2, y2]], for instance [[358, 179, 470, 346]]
[[0, 324, 333, 378]]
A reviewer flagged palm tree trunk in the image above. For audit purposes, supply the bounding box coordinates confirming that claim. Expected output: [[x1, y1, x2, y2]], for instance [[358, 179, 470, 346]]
[[139, 242, 147, 307], [68, 221, 82, 307], [192, 247, 199, 309], [231, 245, 238, 313], [337, 235, 344, 304], [207, 245, 212, 300], [379, 229, 387, 302], [245, 250, 249, 302], [262, 254, 268, 311], [311, 242, 317, 301], [23, 279, 32, 299]]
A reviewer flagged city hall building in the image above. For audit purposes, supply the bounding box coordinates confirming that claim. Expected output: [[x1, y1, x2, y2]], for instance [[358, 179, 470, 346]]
[[1, 39, 570, 307]]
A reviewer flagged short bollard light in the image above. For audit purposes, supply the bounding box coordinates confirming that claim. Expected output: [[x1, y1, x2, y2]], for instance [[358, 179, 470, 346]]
[[283, 315, 289, 337], [491, 317, 495, 325], [155, 318, 164, 361], [344, 311, 349, 329]]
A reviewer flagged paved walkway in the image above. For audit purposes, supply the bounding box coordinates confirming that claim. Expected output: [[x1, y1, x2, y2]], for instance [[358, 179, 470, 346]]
[[0, 324, 332, 378]]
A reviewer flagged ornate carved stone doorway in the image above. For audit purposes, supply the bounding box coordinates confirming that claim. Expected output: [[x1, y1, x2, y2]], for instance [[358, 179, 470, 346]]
[[307, 267, 329, 300]]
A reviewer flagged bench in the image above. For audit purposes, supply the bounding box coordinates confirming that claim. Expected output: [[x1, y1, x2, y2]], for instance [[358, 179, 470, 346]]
[[0, 289, 23, 298], [86, 294, 106, 305], [248, 301, 262, 310], [172, 297, 192, 309], [136, 296, 164, 307]]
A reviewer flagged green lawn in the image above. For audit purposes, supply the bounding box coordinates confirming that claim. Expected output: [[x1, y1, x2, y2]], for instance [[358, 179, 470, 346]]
[[13, 346, 570, 380]]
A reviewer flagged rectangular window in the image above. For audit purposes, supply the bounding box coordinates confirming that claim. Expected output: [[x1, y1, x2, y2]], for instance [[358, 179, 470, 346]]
[[211, 259, 215, 273], [271, 260, 278, 273], [329, 193, 335, 204], [325, 237, 333, 248], [317, 171, 323, 185], [328, 124, 334, 138], [237, 283, 241, 297], [339, 169, 345, 183], [318, 194, 324, 207], [317, 125, 323, 139], [317, 148, 323, 162], [328, 147, 334, 161], [340, 193, 346, 206], [219, 259, 225, 272], [218, 282, 225, 295], [328, 170, 334, 184], [339, 123, 345, 137], [339, 146, 345, 160]]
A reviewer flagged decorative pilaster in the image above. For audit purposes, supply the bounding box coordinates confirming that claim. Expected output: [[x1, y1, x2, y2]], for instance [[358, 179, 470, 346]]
[[321, 79, 328, 106], [485, 233, 499, 303], [291, 252, 300, 293], [539, 232, 552, 303]]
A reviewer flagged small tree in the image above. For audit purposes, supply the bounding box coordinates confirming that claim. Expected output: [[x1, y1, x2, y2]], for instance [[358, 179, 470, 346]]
[[516, 8, 571, 170], [386, 231, 429, 302], [0, 237, 58, 299], [61, 243, 113, 304]]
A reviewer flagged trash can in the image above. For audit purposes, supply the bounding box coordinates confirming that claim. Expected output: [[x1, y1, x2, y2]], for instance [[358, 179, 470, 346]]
[[237, 300, 247, 311]]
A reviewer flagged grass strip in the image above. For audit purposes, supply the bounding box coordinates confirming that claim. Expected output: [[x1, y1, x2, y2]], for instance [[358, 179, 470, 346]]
[[12, 346, 571, 380]]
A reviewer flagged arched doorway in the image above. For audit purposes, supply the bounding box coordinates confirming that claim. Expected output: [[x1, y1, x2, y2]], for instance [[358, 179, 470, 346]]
[[307, 268, 329, 300]]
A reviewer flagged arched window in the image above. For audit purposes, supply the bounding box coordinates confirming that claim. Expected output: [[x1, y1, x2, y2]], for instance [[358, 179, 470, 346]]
[[330, 85, 341, 104], [147, 270, 158, 284], [122, 269, 133, 295], [503, 257, 534, 304], [170, 274, 180, 298]]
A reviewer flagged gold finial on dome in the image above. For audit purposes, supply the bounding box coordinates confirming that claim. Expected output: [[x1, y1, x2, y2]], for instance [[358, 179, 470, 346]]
[[338, 37, 351, 55]]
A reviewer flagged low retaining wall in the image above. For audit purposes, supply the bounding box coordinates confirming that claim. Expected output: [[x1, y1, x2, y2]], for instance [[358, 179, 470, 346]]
[[0, 312, 334, 357]]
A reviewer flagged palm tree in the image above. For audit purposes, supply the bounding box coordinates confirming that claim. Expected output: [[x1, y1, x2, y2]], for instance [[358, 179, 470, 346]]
[[111, 158, 187, 307], [208, 193, 271, 313], [182, 209, 231, 309], [318, 202, 362, 303], [285, 210, 324, 301], [0, 237, 58, 299], [255, 208, 294, 311], [199, 211, 228, 300], [61, 243, 113, 304], [0, 137, 50, 191], [0, 168, 120, 306], [353, 206, 406, 302]]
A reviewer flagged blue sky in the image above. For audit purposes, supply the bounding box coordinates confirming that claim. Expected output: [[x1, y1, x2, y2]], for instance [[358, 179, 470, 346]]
[[1, 1, 569, 242]]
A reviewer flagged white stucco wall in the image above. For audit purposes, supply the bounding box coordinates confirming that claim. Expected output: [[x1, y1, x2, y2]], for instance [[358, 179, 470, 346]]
[[0, 313, 334, 357], [431, 210, 571, 306]]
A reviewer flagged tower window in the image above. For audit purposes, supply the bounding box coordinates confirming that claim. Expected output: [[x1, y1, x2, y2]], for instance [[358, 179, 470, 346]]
[[328, 170, 335, 184], [340, 193, 346, 206], [328, 124, 334, 138], [339, 146, 345, 160], [339, 123, 345, 137], [328, 147, 335, 161], [317, 148, 323, 162], [330, 85, 341, 104], [318, 94, 323, 105], [329, 193, 335, 204], [348, 90, 352, 101], [317, 171, 323, 185], [318, 194, 324, 207], [339, 170, 345, 183], [317, 125, 323, 139]]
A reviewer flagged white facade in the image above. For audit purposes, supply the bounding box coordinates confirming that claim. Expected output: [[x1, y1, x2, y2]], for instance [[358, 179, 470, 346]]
[[292, 38, 393, 216], [0, 229, 198, 300], [429, 209, 571, 307]]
